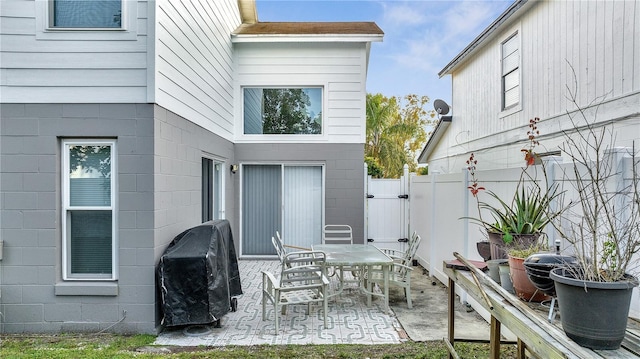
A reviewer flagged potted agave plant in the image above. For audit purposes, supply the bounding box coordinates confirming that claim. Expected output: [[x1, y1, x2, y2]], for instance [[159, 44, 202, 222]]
[[465, 118, 566, 301], [465, 118, 564, 261], [548, 85, 640, 350]]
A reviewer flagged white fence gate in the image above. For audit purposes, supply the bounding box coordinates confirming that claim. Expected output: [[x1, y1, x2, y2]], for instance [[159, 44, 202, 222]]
[[365, 165, 410, 252]]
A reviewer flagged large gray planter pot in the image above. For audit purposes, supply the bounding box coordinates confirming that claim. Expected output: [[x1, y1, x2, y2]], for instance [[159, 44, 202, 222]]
[[550, 267, 639, 350]]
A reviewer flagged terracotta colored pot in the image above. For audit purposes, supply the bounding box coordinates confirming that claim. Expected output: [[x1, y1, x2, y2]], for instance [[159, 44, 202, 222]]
[[508, 255, 550, 302]]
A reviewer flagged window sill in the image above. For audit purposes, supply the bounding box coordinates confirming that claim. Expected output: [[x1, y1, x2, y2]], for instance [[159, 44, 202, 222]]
[[499, 103, 522, 118], [55, 281, 118, 296]]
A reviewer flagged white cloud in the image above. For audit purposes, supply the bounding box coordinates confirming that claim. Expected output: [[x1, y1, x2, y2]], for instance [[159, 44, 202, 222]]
[[367, 0, 513, 98], [380, 2, 429, 26], [379, 1, 511, 73]]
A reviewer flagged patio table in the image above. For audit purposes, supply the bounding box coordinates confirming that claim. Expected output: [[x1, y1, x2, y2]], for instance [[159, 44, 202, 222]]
[[312, 244, 393, 312]]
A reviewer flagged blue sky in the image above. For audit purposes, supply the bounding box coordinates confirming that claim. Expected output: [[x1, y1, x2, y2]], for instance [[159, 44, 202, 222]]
[[256, 0, 513, 106]]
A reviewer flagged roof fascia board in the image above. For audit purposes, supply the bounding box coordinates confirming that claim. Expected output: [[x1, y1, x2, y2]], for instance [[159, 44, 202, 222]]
[[438, 0, 530, 77], [231, 34, 384, 43], [418, 116, 452, 164], [238, 0, 258, 24]]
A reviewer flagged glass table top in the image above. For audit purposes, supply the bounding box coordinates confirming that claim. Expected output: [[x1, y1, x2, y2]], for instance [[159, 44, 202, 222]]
[[312, 244, 393, 266]]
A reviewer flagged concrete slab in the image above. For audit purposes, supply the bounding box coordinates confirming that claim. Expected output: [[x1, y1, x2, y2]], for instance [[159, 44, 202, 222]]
[[384, 264, 491, 342]]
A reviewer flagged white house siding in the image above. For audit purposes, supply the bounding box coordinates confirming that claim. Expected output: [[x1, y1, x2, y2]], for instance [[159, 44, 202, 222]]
[[233, 42, 367, 144], [0, 0, 149, 103], [427, 0, 640, 173], [154, 0, 240, 142]]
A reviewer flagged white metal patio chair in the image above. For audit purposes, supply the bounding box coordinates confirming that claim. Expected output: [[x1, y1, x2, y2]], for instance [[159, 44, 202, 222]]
[[272, 233, 287, 263], [261, 250, 329, 334], [322, 224, 361, 287], [377, 231, 422, 267], [366, 232, 422, 308], [322, 224, 353, 245]]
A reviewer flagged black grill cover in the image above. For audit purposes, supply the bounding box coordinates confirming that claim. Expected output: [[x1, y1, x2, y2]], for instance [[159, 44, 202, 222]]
[[157, 219, 242, 327]]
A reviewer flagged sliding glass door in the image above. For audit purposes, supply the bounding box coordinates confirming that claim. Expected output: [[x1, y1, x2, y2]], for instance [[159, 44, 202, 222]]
[[242, 164, 323, 256]]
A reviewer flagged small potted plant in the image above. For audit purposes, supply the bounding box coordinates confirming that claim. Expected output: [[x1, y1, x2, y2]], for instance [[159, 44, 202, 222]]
[[506, 239, 550, 302], [548, 83, 640, 350]]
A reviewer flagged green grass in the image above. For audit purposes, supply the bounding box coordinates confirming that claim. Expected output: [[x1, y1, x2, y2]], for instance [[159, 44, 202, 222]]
[[0, 334, 517, 358]]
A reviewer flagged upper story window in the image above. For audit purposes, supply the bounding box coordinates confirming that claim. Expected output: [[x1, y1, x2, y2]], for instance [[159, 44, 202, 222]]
[[62, 140, 117, 280], [51, 0, 122, 29], [243, 87, 323, 135], [501, 32, 520, 110]]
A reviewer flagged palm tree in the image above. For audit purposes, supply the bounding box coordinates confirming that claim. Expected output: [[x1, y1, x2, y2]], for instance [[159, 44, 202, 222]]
[[365, 93, 432, 178]]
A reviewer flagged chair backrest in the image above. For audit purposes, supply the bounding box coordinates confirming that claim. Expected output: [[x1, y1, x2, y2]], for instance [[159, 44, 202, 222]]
[[403, 231, 421, 265], [322, 224, 353, 245], [272, 233, 287, 263], [280, 251, 327, 285]]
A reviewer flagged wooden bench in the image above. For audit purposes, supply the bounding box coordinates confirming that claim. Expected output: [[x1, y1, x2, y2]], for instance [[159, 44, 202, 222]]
[[443, 254, 640, 359]]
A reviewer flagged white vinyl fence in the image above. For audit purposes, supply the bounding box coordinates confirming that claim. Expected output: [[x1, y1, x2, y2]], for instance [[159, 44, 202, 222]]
[[366, 165, 410, 253], [409, 149, 639, 320]]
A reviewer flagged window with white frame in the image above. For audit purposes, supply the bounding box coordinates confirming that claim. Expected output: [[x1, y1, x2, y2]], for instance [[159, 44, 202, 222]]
[[51, 0, 122, 28], [62, 140, 117, 280], [243, 87, 323, 135], [501, 32, 520, 110], [202, 157, 225, 222]]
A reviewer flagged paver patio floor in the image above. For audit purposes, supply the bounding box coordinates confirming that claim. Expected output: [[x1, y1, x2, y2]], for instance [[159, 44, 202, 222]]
[[155, 260, 406, 346]]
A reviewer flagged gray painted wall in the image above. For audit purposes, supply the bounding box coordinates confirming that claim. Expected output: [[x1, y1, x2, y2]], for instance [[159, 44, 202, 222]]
[[0, 103, 237, 334], [234, 143, 365, 244], [0, 103, 156, 333], [0, 103, 358, 334], [151, 105, 237, 263], [151, 105, 237, 329]]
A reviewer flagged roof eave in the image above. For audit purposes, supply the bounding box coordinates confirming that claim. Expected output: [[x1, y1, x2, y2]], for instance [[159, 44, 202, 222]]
[[438, 0, 530, 77], [231, 34, 384, 43], [418, 116, 452, 164]]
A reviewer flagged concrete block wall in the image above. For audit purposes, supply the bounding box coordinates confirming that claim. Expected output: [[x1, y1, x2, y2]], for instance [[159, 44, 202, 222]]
[[0, 103, 156, 333], [0, 103, 360, 333], [234, 143, 365, 243], [151, 105, 237, 262], [151, 105, 237, 329]]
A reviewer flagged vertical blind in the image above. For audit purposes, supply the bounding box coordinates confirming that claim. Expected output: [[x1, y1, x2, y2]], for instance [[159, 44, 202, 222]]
[[202, 158, 213, 222], [214, 162, 222, 219], [242, 165, 282, 255], [283, 166, 322, 249], [242, 165, 322, 255]]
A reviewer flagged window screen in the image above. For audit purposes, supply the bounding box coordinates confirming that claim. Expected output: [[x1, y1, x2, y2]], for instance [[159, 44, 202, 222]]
[[53, 0, 122, 28]]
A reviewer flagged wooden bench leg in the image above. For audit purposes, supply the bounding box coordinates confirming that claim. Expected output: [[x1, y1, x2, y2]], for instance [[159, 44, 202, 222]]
[[448, 278, 455, 359], [490, 316, 501, 359], [517, 338, 526, 359]]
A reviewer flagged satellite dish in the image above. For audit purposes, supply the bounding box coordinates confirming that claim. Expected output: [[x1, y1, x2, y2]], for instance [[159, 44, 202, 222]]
[[433, 99, 450, 115]]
